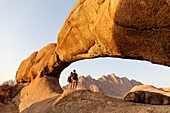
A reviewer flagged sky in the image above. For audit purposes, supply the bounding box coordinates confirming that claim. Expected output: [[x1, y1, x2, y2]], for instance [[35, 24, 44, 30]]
[[0, 0, 169, 88]]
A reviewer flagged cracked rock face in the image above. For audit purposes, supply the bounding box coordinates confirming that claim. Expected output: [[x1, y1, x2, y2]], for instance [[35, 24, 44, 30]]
[[16, 0, 169, 83]]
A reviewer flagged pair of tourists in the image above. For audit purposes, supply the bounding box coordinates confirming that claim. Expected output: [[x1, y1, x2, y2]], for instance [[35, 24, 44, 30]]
[[67, 69, 78, 89]]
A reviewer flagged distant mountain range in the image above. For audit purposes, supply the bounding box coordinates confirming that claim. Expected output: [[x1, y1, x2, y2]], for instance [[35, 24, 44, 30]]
[[75, 73, 143, 99]]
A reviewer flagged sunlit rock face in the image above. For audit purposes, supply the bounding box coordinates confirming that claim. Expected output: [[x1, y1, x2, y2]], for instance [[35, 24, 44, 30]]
[[56, 0, 170, 66], [13, 76, 63, 112], [16, 43, 70, 83]]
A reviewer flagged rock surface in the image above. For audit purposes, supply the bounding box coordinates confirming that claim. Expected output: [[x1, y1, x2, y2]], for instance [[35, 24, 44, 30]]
[[124, 91, 170, 105], [20, 89, 170, 113], [127, 85, 170, 95], [12, 76, 62, 112], [77, 74, 142, 98], [124, 85, 170, 105], [12, 77, 170, 112], [16, 43, 70, 84]]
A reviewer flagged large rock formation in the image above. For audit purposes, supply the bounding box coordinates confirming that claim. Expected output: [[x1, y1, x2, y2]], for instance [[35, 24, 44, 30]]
[[124, 85, 170, 105], [16, 0, 170, 84], [14, 0, 170, 112], [57, 0, 170, 66], [124, 91, 170, 105], [77, 74, 142, 98]]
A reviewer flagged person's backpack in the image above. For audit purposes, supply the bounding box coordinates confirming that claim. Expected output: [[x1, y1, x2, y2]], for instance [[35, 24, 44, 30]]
[[67, 76, 71, 83], [71, 72, 78, 80]]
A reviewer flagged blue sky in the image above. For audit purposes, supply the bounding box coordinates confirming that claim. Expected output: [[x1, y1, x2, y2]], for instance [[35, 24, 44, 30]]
[[0, 0, 169, 87]]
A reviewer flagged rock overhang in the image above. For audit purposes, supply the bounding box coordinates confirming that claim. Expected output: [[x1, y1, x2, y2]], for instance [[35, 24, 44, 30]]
[[56, 0, 170, 66], [16, 0, 170, 84]]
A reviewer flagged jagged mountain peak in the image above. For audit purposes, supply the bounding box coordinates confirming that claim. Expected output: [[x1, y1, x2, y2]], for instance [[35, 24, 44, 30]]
[[77, 73, 142, 99]]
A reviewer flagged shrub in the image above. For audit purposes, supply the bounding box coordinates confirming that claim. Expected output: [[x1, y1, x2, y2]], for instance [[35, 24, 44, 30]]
[[0, 80, 16, 103], [2, 80, 16, 86]]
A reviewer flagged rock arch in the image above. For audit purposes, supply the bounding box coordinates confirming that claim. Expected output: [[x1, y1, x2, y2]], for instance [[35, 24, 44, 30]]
[[16, 0, 170, 92]]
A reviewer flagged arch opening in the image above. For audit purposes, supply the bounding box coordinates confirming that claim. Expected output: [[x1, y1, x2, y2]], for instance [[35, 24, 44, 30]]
[[60, 57, 170, 88]]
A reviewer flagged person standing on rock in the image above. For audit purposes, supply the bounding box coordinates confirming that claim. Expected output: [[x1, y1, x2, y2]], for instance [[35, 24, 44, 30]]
[[67, 69, 78, 90], [71, 69, 78, 89], [67, 69, 78, 89]]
